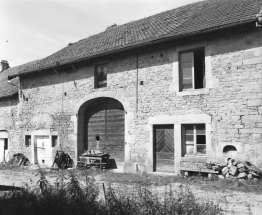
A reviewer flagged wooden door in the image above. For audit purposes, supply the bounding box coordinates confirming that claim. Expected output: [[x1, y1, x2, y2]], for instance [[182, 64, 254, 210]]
[[154, 125, 174, 172], [85, 98, 125, 166]]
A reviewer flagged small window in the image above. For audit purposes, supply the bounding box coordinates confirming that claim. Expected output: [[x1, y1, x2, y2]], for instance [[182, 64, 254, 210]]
[[180, 49, 205, 90], [25, 135, 31, 147], [95, 64, 107, 88], [52, 136, 58, 147], [183, 124, 206, 156], [4, 139, 8, 150]]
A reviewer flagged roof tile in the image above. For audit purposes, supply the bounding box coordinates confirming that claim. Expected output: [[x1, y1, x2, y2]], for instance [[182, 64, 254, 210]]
[[12, 0, 262, 76], [0, 59, 41, 98]]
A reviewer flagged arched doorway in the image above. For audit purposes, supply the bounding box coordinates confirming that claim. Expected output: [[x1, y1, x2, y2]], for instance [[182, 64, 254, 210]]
[[84, 97, 125, 168]]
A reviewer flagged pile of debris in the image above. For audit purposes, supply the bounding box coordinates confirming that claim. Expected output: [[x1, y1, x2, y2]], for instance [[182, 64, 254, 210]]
[[208, 159, 262, 180], [8, 153, 29, 167]]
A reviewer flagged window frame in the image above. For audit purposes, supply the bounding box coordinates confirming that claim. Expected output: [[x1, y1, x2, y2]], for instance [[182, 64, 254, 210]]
[[4, 138, 8, 150], [179, 48, 205, 91], [94, 63, 107, 89], [51, 135, 58, 147], [182, 124, 206, 157], [25, 135, 31, 147]]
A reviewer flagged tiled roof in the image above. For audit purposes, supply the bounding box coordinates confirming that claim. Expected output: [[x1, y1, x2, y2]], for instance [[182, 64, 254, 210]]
[[0, 60, 41, 98], [257, 6, 262, 17], [10, 0, 262, 77]]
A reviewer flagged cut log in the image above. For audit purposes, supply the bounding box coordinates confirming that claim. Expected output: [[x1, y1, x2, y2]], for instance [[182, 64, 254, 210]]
[[243, 162, 262, 174], [249, 171, 259, 177]]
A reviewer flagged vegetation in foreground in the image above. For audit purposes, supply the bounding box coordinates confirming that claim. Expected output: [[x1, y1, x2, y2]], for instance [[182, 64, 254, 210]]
[[0, 169, 223, 215]]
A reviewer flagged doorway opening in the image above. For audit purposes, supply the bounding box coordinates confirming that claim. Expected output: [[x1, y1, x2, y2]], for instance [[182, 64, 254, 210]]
[[153, 125, 174, 172]]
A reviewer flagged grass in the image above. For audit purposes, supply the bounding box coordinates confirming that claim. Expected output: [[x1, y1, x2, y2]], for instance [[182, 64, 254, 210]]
[[0, 169, 224, 215], [0, 163, 261, 194], [88, 170, 262, 194]]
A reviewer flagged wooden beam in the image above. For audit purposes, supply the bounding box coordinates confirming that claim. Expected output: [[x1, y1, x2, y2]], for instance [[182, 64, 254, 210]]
[[53, 68, 59, 75], [71, 64, 77, 72]]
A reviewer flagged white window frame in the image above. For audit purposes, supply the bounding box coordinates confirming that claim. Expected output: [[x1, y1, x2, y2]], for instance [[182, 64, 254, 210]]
[[179, 49, 205, 91], [182, 124, 206, 157], [169, 44, 218, 96]]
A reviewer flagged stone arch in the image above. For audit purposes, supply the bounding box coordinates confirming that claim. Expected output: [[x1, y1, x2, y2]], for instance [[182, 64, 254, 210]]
[[73, 91, 133, 169], [223, 145, 237, 159], [74, 91, 131, 115]]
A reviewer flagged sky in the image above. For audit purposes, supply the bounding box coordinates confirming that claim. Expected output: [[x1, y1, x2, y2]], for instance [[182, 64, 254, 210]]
[[0, 0, 202, 67]]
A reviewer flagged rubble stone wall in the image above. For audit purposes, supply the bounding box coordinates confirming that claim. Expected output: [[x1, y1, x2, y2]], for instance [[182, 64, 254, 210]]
[[0, 97, 19, 157], [7, 25, 262, 170]]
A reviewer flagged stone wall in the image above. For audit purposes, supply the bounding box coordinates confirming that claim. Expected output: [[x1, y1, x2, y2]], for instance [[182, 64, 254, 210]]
[[0, 96, 19, 159], [6, 24, 262, 170]]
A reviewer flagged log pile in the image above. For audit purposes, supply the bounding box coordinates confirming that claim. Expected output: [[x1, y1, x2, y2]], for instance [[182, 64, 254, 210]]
[[207, 159, 262, 180]]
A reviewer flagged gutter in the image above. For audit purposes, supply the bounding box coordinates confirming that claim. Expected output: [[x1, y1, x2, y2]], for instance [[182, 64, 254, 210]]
[[0, 92, 19, 99], [8, 19, 257, 79]]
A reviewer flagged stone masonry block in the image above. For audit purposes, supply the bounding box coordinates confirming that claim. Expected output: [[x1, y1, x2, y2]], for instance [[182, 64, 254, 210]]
[[247, 99, 262, 107], [123, 162, 138, 173], [229, 165, 238, 176], [242, 115, 262, 123], [238, 167, 246, 173], [237, 172, 248, 179], [222, 167, 229, 176]]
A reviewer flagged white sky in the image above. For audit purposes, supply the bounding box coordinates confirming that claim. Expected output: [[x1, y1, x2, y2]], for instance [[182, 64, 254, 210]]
[[0, 0, 202, 67]]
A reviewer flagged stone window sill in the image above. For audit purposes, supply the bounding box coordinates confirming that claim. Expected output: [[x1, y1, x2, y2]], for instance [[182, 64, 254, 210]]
[[181, 156, 206, 162], [176, 88, 209, 96]]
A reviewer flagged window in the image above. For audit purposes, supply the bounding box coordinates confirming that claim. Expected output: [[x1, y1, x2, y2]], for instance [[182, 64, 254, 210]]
[[180, 49, 205, 90], [183, 124, 206, 156], [25, 135, 31, 147], [95, 64, 107, 88], [4, 139, 8, 150], [52, 136, 58, 147]]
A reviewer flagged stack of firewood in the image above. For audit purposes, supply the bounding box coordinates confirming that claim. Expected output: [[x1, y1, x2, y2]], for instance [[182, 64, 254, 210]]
[[207, 159, 262, 180]]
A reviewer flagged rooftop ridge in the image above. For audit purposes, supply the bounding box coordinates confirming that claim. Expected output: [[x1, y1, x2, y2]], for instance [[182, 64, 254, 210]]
[[7, 0, 262, 78]]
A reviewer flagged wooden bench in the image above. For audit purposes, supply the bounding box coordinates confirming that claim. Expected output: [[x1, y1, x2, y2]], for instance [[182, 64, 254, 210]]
[[180, 167, 219, 177]]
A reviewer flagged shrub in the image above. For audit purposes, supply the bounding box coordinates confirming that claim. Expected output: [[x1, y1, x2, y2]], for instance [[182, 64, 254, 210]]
[[0, 170, 223, 215]]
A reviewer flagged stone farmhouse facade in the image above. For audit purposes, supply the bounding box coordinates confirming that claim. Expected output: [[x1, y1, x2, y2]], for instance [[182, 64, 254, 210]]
[[1, 0, 262, 173]]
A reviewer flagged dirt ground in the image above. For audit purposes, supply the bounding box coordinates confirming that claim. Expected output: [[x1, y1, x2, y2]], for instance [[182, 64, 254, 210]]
[[0, 166, 262, 215]]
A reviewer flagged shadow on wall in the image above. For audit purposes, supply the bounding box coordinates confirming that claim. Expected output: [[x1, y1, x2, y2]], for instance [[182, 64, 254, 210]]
[[0, 96, 19, 108]]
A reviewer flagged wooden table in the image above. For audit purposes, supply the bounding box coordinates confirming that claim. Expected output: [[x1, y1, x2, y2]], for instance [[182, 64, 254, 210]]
[[78, 153, 110, 170]]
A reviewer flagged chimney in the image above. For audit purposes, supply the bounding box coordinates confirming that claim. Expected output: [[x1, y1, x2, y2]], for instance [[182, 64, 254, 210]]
[[1, 60, 10, 72]]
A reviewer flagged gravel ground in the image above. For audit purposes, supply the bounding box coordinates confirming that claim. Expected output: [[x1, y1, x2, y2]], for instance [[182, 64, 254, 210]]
[[0, 167, 261, 215]]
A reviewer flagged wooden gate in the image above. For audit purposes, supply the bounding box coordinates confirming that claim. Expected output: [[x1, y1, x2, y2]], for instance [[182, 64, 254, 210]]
[[154, 125, 174, 172], [85, 98, 125, 167]]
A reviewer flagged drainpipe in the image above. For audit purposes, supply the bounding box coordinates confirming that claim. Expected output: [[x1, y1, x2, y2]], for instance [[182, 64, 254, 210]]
[[257, 10, 262, 164], [136, 54, 139, 115]]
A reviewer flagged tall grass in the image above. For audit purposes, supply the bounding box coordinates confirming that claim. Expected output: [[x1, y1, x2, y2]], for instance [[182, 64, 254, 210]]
[[0, 170, 223, 215]]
